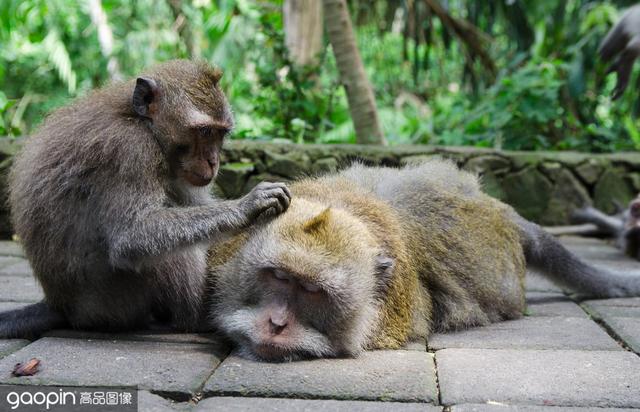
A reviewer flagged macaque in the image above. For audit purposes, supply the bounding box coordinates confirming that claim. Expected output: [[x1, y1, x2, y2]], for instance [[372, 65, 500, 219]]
[[572, 195, 640, 260], [206, 161, 640, 361], [599, 4, 640, 99], [0, 60, 291, 339]]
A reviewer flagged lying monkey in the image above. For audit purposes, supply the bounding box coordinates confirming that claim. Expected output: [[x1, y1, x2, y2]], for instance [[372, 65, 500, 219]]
[[572, 195, 640, 260], [206, 160, 640, 361]]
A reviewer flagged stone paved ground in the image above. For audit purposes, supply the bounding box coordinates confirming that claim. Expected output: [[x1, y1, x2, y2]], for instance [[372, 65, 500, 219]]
[[0, 237, 639, 411]]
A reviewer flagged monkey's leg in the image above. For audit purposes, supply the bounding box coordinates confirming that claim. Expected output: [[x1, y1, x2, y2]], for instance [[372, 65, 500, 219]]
[[65, 270, 155, 332], [146, 246, 208, 332], [571, 206, 623, 237], [513, 213, 640, 298]]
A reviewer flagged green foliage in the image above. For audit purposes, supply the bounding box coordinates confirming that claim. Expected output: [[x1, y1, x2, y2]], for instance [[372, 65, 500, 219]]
[[0, 91, 22, 136], [438, 60, 569, 150], [0, 0, 638, 152]]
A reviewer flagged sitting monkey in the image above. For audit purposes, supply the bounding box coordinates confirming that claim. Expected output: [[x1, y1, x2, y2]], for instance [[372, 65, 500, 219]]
[[0, 60, 290, 339], [572, 195, 640, 260], [206, 160, 640, 361]]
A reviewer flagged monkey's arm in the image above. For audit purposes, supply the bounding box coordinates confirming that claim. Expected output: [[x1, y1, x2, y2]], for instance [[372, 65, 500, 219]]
[[571, 206, 623, 236], [108, 182, 290, 266]]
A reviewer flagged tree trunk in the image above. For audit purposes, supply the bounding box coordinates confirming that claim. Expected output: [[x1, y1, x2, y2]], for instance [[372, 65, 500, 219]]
[[284, 0, 324, 67], [87, 0, 122, 80], [167, 0, 198, 58], [323, 0, 386, 145], [423, 0, 497, 81]]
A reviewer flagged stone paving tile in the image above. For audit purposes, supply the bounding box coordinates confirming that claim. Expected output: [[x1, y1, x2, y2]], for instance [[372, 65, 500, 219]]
[[436, 348, 640, 408], [0, 301, 30, 312], [582, 302, 640, 318], [403, 340, 426, 351], [0, 337, 226, 399], [0, 340, 28, 359], [44, 329, 226, 346], [598, 317, 640, 353], [138, 391, 192, 411], [560, 236, 640, 272], [428, 316, 619, 351], [525, 271, 563, 293], [581, 298, 640, 353], [0, 256, 23, 268], [583, 297, 640, 307], [452, 404, 638, 411], [525, 292, 586, 318], [0, 259, 33, 277], [0, 241, 24, 258], [204, 350, 437, 403], [195, 397, 440, 411], [0, 275, 43, 302]]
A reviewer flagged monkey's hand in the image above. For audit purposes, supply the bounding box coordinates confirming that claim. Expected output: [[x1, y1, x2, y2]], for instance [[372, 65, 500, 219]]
[[239, 182, 292, 223]]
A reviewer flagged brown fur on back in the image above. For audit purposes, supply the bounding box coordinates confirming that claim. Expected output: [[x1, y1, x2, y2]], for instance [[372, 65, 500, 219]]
[[291, 163, 526, 347]]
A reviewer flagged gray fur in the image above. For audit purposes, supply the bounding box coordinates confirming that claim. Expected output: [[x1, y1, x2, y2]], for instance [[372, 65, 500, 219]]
[[0, 60, 290, 339]]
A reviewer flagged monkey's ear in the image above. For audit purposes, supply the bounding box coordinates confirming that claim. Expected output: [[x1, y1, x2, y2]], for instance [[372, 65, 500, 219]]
[[132, 77, 159, 119], [303, 208, 332, 233], [375, 255, 395, 294]]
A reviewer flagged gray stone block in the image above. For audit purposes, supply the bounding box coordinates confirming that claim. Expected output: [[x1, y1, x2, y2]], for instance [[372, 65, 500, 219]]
[[596, 317, 640, 354], [204, 350, 437, 403], [0, 275, 43, 302], [403, 340, 426, 351], [0, 340, 28, 359], [452, 404, 638, 411], [44, 329, 226, 346], [583, 297, 640, 308], [0, 301, 30, 312], [428, 317, 619, 351], [0, 337, 225, 399], [0, 241, 24, 257], [437, 348, 640, 407], [592, 305, 640, 318], [582, 301, 640, 318], [138, 391, 192, 411], [195, 397, 439, 412], [525, 271, 562, 293], [525, 293, 586, 318], [0, 256, 23, 268], [559, 237, 639, 271], [0, 259, 33, 277]]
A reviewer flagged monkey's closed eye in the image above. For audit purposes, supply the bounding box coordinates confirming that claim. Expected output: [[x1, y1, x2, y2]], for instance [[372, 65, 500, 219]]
[[273, 269, 290, 282], [300, 281, 321, 293]]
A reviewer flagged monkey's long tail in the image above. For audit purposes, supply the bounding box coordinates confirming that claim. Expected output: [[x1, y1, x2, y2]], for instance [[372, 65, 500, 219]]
[[514, 214, 640, 298], [0, 301, 67, 339]]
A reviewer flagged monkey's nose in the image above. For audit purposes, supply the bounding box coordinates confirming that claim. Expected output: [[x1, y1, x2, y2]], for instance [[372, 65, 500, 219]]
[[269, 318, 287, 335]]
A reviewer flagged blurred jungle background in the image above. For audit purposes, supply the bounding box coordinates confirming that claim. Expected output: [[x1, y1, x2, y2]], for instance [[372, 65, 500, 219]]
[[1, 0, 640, 152]]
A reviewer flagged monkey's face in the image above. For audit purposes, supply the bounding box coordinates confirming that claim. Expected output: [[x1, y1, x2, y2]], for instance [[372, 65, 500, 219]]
[[165, 86, 233, 187], [170, 123, 229, 187], [211, 201, 385, 361], [132, 62, 234, 187]]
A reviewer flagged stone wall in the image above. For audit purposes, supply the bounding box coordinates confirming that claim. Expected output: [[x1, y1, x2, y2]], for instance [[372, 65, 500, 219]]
[[216, 141, 640, 226], [0, 139, 638, 237]]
